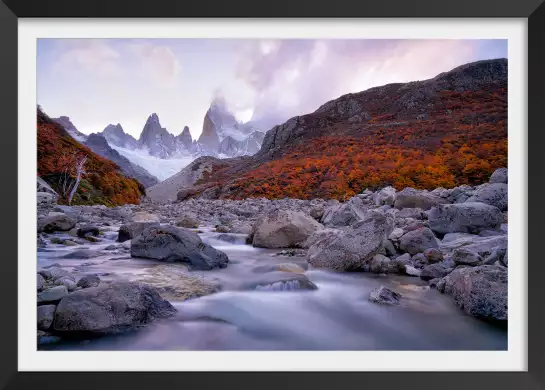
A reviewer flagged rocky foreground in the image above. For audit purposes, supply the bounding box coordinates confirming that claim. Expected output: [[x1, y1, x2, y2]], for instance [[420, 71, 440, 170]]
[[36, 168, 508, 346]]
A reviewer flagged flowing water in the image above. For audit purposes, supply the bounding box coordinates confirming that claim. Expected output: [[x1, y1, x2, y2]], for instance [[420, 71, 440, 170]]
[[38, 227, 507, 351]]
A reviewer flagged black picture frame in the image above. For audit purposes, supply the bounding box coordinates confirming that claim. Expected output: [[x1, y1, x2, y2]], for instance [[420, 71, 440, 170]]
[[0, 0, 542, 388]]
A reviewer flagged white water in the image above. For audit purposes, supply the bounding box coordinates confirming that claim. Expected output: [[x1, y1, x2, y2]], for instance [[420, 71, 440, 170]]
[[38, 227, 507, 351]]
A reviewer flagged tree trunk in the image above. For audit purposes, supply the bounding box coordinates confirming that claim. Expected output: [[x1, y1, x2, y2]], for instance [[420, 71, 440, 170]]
[[68, 156, 87, 205]]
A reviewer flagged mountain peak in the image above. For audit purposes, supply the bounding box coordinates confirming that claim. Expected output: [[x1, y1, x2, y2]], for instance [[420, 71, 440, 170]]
[[147, 113, 160, 124]]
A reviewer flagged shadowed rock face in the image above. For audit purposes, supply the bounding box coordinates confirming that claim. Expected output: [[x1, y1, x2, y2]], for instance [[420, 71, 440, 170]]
[[53, 282, 177, 334], [131, 225, 229, 270]]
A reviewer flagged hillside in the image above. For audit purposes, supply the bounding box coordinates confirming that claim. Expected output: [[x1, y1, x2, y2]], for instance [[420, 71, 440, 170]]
[[177, 58, 507, 201], [37, 108, 145, 206]]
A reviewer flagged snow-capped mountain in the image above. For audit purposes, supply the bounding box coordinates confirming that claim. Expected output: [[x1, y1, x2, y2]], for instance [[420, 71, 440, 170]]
[[137, 113, 190, 158], [93, 103, 265, 182], [102, 123, 138, 150], [53, 116, 88, 143]]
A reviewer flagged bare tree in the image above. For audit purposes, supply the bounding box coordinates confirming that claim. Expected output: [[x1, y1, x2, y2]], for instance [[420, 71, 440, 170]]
[[57, 153, 88, 205]]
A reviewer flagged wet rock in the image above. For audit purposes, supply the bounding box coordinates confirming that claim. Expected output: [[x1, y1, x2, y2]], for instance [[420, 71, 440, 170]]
[[61, 249, 103, 259], [131, 225, 229, 270], [428, 202, 503, 234], [37, 330, 61, 346], [399, 227, 439, 255], [403, 265, 422, 277], [53, 282, 177, 334], [420, 263, 450, 281], [38, 285, 68, 304], [394, 188, 448, 211], [363, 254, 393, 274], [489, 168, 507, 184], [253, 209, 323, 249], [77, 226, 100, 238], [439, 233, 507, 259], [215, 225, 231, 233], [273, 249, 307, 257], [117, 222, 159, 243], [38, 212, 76, 233], [441, 265, 507, 322], [37, 305, 56, 330], [251, 272, 317, 291], [369, 286, 401, 305], [307, 210, 394, 271], [77, 274, 101, 289]]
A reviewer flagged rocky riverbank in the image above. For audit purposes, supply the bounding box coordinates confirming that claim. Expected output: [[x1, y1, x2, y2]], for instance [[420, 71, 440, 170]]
[[36, 168, 508, 348]]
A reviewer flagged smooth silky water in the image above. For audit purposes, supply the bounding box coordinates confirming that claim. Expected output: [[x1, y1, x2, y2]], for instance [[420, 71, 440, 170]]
[[38, 226, 507, 351]]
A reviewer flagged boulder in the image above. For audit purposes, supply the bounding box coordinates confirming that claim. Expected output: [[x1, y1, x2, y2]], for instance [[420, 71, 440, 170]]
[[403, 265, 422, 277], [301, 228, 343, 249], [77, 274, 101, 289], [37, 176, 59, 198], [307, 210, 394, 271], [37, 305, 56, 330], [252, 210, 323, 249], [61, 249, 102, 259], [428, 202, 503, 234], [230, 222, 253, 235], [117, 222, 159, 243], [388, 228, 405, 242], [489, 168, 508, 184], [420, 263, 450, 281], [38, 285, 68, 304], [321, 197, 367, 227], [394, 188, 448, 211], [440, 233, 507, 259], [441, 265, 507, 322], [132, 212, 160, 223], [175, 215, 199, 229], [398, 227, 439, 255], [424, 248, 444, 263], [54, 276, 77, 292], [466, 183, 508, 211], [53, 282, 177, 334], [38, 212, 76, 233], [369, 286, 401, 305], [452, 248, 483, 266], [250, 272, 317, 291], [374, 186, 396, 206], [364, 254, 393, 274], [396, 207, 426, 219], [77, 226, 100, 238], [131, 225, 229, 270], [39, 267, 70, 281]]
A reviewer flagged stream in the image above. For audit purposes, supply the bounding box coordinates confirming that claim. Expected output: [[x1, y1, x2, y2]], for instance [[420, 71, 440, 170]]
[[38, 226, 507, 351]]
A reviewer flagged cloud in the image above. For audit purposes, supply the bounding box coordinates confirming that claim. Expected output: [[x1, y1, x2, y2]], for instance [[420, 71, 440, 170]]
[[53, 39, 122, 77], [128, 42, 181, 88], [222, 39, 500, 130]]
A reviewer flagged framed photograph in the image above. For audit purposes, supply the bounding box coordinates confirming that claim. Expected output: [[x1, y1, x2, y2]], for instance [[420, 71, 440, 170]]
[[1, 0, 542, 388]]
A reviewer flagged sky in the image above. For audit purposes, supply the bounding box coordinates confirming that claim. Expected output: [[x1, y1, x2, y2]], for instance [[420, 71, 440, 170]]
[[37, 39, 507, 140]]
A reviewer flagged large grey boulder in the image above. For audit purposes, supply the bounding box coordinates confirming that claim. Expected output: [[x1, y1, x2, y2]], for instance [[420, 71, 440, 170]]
[[321, 197, 367, 227], [37, 177, 59, 199], [38, 212, 76, 233], [440, 265, 507, 322], [131, 225, 229, 270], [489, 168, 508, 184], [394, 188, 448, 211], [117, 221, 159, 243], [398, 227, 439, 255], [440, 233, 507, 258], [307, 210, 394, 271], [77, 274, 101, 289], [466, 183, 508, 211], [420, 263, 451, 281], [37, 274, 45, 291], [253, 210, 323, 248], [37, 192, 56, 205], [428, 202, 503, 234], [374, 186, 396, 206], [53, 282, 177, 334], [301, 228, 343, 249]]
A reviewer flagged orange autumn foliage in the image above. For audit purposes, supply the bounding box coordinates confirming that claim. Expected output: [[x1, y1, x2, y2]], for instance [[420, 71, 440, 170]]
[[37, 109, 144, 206]]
